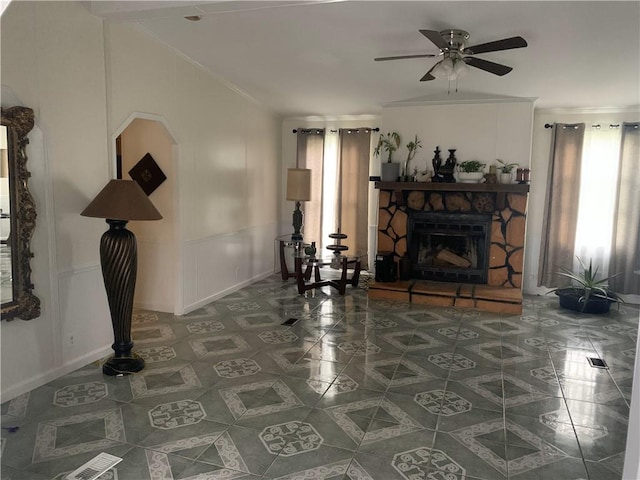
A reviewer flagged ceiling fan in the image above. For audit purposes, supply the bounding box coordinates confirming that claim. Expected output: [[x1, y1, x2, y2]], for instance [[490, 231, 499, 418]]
[[375, 29, 527, 81]]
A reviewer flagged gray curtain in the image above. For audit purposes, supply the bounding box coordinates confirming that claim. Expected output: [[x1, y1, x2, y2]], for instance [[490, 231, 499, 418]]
[[609, 123, 640, 294], [538, 123, 585, 287], [338, 129, 371, 268], [296, 130, 324, 245]]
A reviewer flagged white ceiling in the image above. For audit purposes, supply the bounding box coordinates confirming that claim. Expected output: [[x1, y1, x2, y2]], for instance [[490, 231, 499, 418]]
[[88, 1, 640, 117]]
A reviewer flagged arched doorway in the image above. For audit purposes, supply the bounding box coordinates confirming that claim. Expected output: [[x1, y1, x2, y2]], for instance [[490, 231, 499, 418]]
[[113, 114, 180, 314]]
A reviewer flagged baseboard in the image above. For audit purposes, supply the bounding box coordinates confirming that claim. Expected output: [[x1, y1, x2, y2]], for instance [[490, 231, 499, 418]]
[[133, 301, 174, 314], [182, 270, 273, 315], [1, 345, 112, 402]]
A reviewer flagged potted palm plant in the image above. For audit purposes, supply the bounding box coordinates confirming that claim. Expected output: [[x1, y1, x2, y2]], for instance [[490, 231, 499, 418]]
[[456, 160, 486, 183], [547, 257, 624, 313], [375, 132, 401, 182]]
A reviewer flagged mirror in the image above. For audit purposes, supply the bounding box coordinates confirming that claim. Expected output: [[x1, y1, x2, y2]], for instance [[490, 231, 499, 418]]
[[1, 106, 40, 320]]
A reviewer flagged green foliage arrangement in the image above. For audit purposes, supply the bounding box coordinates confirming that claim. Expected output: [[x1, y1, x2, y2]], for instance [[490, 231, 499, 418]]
[[405, 135, 422, 163], [374, 132, 401, 162], [458, 160, 486, 173]]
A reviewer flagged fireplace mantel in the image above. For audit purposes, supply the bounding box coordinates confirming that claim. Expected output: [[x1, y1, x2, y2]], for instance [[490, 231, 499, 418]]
[[374, 181, 529, 208], [374, 181, 530, 193]]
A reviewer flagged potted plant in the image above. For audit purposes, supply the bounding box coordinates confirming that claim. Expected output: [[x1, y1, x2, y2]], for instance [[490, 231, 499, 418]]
[[375, 132, 401, 182], [456, 160, 486, 183], [402, 134, 422, 181], [547, 257, 624, 314], [497, 159, 518, 184]]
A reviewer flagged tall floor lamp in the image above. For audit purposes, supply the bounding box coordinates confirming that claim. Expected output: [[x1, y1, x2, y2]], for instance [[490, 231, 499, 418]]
[[81, 180, 162, 376], [286, 168, 311, 241]]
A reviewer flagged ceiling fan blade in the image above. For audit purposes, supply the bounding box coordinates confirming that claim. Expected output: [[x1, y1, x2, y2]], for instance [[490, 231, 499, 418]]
[[420, 63, 438, 82], [464, 36, 527, 55], [464, 57, 513, 76], [375, 53, 436, 62], [419, 29, 448, 50]]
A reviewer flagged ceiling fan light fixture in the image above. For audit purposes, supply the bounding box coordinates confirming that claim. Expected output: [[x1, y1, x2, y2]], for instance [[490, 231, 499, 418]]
[[453, 58, 470, 77]]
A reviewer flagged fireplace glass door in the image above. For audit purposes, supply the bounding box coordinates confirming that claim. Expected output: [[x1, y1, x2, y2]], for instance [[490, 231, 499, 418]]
[[408, 212, 492, 283]]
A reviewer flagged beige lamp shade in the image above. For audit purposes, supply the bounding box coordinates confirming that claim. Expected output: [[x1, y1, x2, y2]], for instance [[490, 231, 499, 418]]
[[81, 179, 162, 221], [286, 168, 311, 201]]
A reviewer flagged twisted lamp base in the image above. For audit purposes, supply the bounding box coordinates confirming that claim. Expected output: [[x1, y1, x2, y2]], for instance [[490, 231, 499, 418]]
[[100, 219, 145, 376]]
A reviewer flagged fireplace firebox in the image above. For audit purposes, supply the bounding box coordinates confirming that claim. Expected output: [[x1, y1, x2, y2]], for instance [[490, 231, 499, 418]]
[[407, 212, 492, 283]]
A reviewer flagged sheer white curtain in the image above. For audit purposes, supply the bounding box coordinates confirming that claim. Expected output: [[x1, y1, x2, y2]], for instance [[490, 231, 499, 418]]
[[573, 127, 621, 274], [295, 127, 372, 259]]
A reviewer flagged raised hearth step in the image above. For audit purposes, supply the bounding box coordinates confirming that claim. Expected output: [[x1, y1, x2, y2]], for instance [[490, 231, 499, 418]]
[[368, 279, 522, 314]]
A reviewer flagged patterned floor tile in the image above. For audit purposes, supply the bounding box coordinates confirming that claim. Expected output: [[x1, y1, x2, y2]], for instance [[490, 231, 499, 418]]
[[431, 432, 507, 480], [264, 443, 354, 479], [325, 397, 423, 445], [0, 279, 636, 480], [197, 424, 280, 476]]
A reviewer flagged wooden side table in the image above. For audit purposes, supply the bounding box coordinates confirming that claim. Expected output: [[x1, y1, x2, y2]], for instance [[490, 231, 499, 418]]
[[278, 239, 311, 281], [294, 253, 363, 295]]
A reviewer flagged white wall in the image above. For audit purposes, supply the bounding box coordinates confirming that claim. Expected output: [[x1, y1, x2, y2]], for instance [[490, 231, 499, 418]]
[[1, 1, 281, 400], [1, 1, 113, 400], [380, 101, 535, 179]]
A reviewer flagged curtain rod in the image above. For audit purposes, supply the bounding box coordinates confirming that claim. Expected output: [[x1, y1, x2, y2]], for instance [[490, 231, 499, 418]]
[[544, 123, 624, 129], [292, 127, 379, 133]]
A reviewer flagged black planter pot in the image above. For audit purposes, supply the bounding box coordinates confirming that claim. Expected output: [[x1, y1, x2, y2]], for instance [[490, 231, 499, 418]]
[[556, 289, 612, 314]]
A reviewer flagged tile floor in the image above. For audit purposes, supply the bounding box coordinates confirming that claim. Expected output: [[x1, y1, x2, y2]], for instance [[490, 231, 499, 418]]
[[1, 273, 639, 480]]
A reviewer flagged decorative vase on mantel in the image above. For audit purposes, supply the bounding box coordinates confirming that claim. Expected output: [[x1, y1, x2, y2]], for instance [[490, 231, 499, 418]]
[[499, 172, 514, 184], [381, 162, 400, 182]]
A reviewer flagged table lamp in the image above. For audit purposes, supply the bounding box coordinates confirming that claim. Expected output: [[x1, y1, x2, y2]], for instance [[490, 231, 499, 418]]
[[286, 168, 311, 241], [81, 179, 162, 376]]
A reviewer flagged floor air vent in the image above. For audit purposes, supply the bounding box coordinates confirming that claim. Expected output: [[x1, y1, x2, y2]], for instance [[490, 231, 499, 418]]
[[587, 357, 608, 369]]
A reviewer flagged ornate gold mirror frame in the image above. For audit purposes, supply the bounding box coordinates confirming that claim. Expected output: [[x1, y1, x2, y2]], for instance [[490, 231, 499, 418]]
[[1, 106, 41, 320]]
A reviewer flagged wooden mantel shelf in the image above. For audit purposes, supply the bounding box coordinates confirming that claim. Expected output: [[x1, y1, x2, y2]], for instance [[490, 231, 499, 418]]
[[374, 181, 530, 193]]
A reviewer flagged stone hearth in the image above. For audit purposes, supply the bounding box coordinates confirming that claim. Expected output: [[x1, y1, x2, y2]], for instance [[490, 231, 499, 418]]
[[371, 182, 529, 313]]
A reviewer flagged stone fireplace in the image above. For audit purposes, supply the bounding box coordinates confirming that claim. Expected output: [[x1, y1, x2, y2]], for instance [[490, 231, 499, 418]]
[[372, 182, 529, 313]]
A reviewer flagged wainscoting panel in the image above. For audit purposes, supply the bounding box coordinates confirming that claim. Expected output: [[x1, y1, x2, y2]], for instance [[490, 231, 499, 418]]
[[183, 223, 279, 314]]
